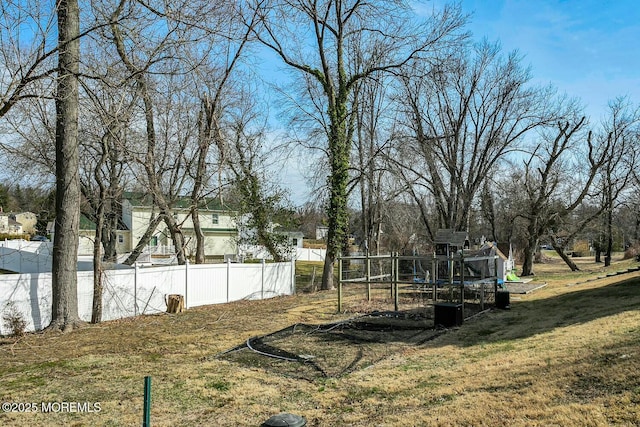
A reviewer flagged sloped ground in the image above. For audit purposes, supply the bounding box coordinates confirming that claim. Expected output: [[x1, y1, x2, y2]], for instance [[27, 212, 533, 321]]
[[0, 255, 639, 426]]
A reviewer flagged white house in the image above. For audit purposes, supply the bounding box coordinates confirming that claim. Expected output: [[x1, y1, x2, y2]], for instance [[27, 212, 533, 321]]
[[0, 213, 23, 235], [236, 214, 304, 261], [76, 215, 131, 256], [121, 193, 238, 260], [9, 212, 37, 234]]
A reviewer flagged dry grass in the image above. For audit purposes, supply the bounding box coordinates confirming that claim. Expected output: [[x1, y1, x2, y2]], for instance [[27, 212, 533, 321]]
[[1, 255, 639, 426]]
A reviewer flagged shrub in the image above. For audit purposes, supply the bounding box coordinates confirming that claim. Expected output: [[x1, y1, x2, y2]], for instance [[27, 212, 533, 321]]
[[2, 302, 27, 337]]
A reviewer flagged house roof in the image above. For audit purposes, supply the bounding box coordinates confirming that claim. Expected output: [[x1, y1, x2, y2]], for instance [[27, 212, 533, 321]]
[[78, 215, 129, 232], [123, 191, 234, 212], [8, 211, 36, 217]]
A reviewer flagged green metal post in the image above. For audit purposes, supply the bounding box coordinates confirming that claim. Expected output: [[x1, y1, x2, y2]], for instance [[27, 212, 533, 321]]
[[143, 376, 151, 427]]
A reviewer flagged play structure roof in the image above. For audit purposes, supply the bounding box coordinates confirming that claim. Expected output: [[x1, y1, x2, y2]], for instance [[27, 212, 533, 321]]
[[435, 229, 469, 246]]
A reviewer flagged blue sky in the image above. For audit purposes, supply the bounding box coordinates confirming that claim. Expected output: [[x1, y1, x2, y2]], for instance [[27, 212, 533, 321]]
[[279, 1, 640, 205], [454, 0, 640, 121]]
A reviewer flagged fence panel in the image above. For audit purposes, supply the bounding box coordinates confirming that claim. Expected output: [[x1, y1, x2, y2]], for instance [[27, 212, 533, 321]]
[[187, 263, 229, 307], [0, 241, 53, 274], [296, 248, 326, 262], [228, 262, 262, 301], [263, 262, 294, 297], [0, 272, 52, 334], [0, 260, 295, 334]]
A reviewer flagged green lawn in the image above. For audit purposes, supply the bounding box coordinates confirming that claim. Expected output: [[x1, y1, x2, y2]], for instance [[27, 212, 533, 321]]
[[1, 257, 639, 426]]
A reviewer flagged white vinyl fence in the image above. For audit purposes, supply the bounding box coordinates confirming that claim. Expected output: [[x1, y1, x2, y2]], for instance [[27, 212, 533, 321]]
[[0, 240, 54, 273], [0, 260, 295, 335], [296, 248, 326, 262]]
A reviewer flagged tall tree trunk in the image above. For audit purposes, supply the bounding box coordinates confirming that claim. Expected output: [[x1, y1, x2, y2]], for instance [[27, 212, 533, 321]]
[[320, 101, 350, 291], [164, 215, 187, 264], [604, 208, 613, 267], [521, 237, 537, 276], [50, 0, 82, 331], [521, 219, 540, 276], [101, 218, 118, 263], [192, 209, 205, 264], [553, 243, 580, 272], [92, 208, 104, 323]]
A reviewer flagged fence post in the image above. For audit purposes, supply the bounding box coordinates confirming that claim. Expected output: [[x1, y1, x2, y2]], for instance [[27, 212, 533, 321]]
[[366, 250, 371, 301], [134, 262, 139, 316], [261, 259, 265, 300], [226, 258, 231, 302], [394, 252, 399, 311], [184, 259, 189, 309], [291, 259, 296, 295], [390, 252, 394, 299], [460, 253, 465, 306]]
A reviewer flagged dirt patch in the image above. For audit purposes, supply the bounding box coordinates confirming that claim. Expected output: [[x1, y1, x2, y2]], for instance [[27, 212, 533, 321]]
[[218, 311, 442, 381]]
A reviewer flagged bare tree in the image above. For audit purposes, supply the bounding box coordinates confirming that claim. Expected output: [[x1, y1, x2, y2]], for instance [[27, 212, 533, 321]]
[[107, 0, 203, 265], [224, 99, 295, 261], [393, 40, 554, 236], [477, 168, 528, 245], [349, 70, 394, 255], [0, 1, 58, 120], [595, 97, 639, 266], [78, 76, 136, 322], [252, 0, 465, 289], [517, 117, 610, 275], [104, 0, 259, 265], [188, 5, 258, 263]]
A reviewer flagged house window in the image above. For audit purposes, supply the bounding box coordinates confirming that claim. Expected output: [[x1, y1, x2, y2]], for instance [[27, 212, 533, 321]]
[[292, 238, 298, 246], [150, 236, 158, 247], [211, 214, 219, 225], [118, 234, 124, 244]]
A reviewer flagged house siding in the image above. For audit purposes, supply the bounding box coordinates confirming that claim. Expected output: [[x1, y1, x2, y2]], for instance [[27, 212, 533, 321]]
[[122, 202, 238, 258]]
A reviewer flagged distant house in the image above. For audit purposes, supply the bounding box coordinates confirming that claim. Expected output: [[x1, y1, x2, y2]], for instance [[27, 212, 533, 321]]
[[287, 231, 304, 249], [9, 212, 37, 234], [121, 193, 238, 259], [0, 213, 23, 235], [77, 215, 131, 256], [51, 193, 238, 260], [237, 216, 304, 261]]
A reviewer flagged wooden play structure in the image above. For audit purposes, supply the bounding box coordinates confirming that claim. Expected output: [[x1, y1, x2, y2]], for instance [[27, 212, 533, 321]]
[[337, 230, 514, 325]]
